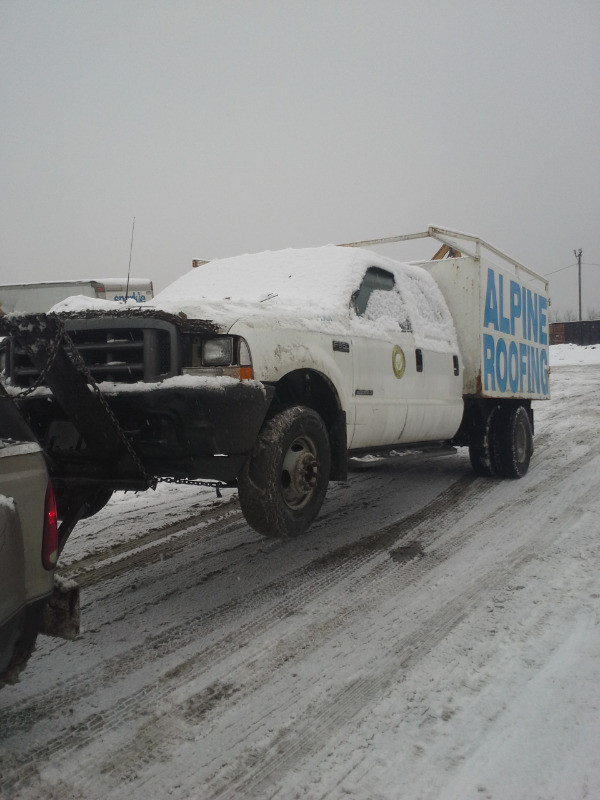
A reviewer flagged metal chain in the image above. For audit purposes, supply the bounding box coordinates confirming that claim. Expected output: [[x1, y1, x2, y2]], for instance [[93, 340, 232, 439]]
[[60, 334, 231, 496], [157, 475, 233, 498], [0, 318, 65, 400], [60, 333, 158, 489]]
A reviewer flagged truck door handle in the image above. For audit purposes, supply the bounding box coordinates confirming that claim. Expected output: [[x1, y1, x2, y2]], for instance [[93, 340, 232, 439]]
[[416, 349, 423, 373]]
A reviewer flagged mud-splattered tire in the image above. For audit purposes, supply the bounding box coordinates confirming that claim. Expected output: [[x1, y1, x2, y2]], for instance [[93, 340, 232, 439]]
[[238, 406, 331, 538], [469, 406, 500, 477], [493, 405, 533, 479]]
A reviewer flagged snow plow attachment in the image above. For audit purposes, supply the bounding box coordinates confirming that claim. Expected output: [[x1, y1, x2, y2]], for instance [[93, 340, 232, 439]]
[[0, 313, 155, 513]]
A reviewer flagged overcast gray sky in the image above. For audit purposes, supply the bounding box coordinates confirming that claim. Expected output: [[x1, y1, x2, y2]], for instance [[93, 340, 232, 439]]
[[1, 0, 599, 317]]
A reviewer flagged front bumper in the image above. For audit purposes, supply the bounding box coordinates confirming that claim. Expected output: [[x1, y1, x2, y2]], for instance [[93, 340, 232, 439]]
[[106, 379, 274, 480], [20, 379, 274, 485]]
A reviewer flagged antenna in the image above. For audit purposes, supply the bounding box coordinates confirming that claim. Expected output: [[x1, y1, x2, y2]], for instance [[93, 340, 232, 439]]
[[125, 216, 135, 302]]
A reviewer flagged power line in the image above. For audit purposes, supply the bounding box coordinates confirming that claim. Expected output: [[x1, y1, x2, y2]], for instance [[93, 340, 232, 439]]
[[543, 260, 598, 277], [544, 262, 577, 276]]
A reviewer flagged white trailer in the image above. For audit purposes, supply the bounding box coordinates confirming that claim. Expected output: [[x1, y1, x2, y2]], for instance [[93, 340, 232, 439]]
[[0, 279, 153, 315]]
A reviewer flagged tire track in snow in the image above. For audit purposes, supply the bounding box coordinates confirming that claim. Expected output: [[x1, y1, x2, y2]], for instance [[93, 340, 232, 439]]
[[0, 434, 569, 753], [52, 430, 598, 798], [200, 470, 600, 799], [0, 424, 581, 740], [0, 473, 484, 790], [206, 550, 535, 799], [60, 500, 244, 587], [0, 417, 586, 797]]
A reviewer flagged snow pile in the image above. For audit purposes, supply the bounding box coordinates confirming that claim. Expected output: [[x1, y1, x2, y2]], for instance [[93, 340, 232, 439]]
[[0, 493, 15, 512], [96, 375, 265, 395], [550, 343, 600, 366]]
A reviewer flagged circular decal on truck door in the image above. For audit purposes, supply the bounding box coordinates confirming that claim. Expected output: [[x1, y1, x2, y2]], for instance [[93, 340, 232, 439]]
[[392, 345, 406, 379]]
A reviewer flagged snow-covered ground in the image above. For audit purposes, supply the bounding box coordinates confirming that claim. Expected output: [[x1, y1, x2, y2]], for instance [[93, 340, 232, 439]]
[[1, 345, 598, 800], [549, 342, 600, 366]]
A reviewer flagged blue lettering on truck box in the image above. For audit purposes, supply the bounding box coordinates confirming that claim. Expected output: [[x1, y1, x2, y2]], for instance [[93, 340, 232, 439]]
[[482, 268, 549, 396]]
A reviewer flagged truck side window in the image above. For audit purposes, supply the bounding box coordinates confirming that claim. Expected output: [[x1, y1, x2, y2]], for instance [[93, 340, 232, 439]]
[[354, 267, 411, 331], [353, 268, 394, 315]]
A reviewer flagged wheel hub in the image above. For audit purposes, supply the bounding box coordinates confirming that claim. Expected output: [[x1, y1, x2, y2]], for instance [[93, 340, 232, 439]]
[[281, 437, 319, 509], [291, 451, 318, 494], [515, 421, 527, 462]]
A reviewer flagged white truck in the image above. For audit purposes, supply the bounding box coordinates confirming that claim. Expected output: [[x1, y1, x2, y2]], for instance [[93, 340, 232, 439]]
[[0, 228, 549, 540], [0, 278, 153, 314]]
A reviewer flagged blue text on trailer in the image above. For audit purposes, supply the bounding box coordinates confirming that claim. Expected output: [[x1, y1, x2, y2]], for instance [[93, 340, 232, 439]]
[[482, 268, 549, 396]]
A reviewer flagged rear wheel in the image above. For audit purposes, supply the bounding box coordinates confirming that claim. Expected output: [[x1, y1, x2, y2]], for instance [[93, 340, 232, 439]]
[[468, 405, 500, 477], [238, 406, 331, 538], [493, 405, 533, 478]]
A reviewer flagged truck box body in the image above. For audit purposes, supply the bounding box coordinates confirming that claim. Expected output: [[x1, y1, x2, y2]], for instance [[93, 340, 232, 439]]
[[422, 255, 550, 400], [0, 279, 153, 314]]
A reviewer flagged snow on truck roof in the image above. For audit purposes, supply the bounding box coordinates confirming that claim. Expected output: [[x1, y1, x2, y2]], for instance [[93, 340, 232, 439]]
[[154, 246, 457, 350], [156, 246, 373, 306], [49, 246, 457, 351]]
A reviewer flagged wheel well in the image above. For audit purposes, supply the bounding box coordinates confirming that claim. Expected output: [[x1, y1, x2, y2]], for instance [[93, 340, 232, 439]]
[[268, 369, 347, 481]]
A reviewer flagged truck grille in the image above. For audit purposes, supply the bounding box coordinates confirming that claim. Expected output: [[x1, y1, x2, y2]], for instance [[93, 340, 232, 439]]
[[10, 317, 179, 387]]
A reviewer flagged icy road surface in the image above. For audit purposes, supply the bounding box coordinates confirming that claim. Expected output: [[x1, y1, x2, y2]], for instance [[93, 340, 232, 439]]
[[1, 349, 599, 800]]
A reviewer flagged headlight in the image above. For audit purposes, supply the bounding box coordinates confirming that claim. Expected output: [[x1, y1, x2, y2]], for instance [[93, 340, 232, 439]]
[[182, 334, 253, 379], [202, 337, 233, 366]]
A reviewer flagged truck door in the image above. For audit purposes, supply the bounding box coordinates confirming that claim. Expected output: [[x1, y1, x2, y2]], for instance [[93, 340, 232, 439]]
[[399, 347, 463, 443], [349, 267, 412, 449]]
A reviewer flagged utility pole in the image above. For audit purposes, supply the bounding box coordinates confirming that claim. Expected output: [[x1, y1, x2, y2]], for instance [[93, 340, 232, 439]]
[[574, 248, 583, 320]]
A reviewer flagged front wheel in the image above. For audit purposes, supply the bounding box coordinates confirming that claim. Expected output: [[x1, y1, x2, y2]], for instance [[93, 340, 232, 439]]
[[238, 406, 331, 538]]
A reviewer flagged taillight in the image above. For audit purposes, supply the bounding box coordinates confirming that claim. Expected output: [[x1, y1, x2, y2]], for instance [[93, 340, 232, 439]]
[[42, 482, 58, 570]]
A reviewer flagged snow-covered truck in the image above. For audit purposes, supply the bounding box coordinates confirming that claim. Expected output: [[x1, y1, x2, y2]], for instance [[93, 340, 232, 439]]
[[0, 228, 549, 540]]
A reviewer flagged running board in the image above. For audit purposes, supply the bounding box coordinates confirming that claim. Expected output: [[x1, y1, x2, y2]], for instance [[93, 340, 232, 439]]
[[348, 444, 458, 470]]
